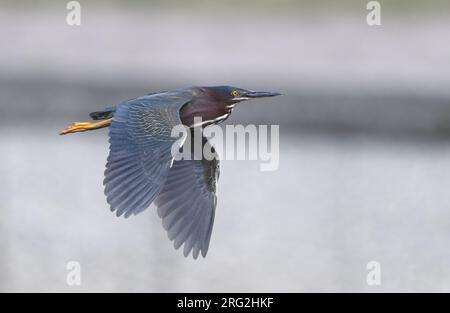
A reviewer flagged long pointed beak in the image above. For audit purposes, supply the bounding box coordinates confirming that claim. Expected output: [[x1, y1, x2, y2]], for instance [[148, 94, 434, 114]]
[[244, 91, 282, 98]]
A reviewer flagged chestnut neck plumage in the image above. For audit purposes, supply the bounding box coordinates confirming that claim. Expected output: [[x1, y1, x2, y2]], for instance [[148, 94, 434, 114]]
[[180, 87, 237, 127]]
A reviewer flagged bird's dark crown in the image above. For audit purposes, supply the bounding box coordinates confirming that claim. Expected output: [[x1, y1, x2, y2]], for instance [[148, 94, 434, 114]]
[[195, 86, 250, 103], [194, 85, 281, 103]]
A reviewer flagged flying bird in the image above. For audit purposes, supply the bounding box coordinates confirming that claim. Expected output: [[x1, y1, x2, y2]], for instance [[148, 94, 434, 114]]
[[60, 86, 280, 259]]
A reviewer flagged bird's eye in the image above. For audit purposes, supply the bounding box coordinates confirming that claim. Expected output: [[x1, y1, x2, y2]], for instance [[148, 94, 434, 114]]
[[231, 90, 239, 97]]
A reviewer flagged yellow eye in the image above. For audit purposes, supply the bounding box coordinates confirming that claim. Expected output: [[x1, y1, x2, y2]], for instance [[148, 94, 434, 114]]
[[231, 90, 239, 97]]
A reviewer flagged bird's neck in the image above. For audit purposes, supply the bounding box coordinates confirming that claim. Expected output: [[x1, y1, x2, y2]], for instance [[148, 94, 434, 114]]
[[180, 96, 235, 128]]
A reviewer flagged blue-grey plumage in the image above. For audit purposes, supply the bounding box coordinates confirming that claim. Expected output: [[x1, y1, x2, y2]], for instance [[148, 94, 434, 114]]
[[155, 133, 219, 259], [59, 86, 281, 259]]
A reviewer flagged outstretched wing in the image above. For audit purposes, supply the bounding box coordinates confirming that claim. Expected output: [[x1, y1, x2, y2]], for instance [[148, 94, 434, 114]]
[[154, 132, 220, 259], [104, 91, 191, 218]]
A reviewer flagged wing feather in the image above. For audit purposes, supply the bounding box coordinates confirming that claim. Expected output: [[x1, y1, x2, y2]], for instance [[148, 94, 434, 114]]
[[154, 134, 220, 259], [103, 90, 219, 259], [104, 92, 191, 217]]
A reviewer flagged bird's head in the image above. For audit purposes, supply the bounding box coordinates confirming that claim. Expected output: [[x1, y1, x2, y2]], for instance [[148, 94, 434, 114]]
[[199, 86, 281, 104], [182, 85, 282, 127]]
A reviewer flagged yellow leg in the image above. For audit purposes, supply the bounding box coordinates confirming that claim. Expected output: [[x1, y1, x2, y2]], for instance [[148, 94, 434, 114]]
[[60, 118, 112, 135]]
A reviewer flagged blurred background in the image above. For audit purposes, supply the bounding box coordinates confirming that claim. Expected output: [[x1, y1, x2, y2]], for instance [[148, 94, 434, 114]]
[[1, 0, 450, 292]]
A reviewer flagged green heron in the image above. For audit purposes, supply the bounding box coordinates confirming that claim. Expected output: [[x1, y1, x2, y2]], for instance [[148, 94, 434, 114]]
[[60, 86, 280, 259]]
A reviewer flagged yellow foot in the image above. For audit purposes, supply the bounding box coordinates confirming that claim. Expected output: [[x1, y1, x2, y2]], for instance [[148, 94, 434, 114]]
[[59, 119, 112, 135]]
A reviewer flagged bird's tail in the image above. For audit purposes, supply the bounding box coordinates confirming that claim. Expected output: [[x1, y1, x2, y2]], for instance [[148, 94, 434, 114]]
[[89, 106, 116, 120], [59, 106, 116, 135]]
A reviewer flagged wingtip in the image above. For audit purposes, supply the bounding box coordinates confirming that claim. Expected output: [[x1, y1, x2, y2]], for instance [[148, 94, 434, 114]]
[[201, 249, 208, 258]]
